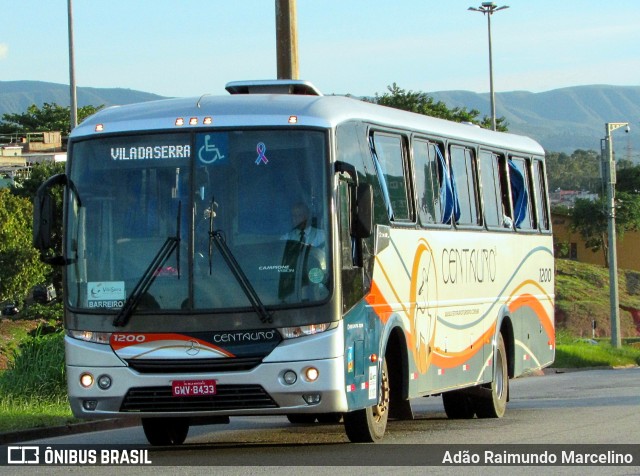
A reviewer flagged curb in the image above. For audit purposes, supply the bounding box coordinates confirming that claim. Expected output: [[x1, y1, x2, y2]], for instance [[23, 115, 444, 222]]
[[544, 365, 639, 375], [0, 417, 140, 445]]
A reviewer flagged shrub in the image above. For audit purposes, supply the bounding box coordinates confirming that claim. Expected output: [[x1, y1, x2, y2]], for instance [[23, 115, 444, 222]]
[[0, 327, 66, 400]]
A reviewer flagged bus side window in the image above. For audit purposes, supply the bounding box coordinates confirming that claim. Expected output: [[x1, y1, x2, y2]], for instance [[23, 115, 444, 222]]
[[509, 157, 535, 230], [498, 156, 514, 229], [450, 145, 480, 226], [370, 132, 412, 222], [478, 150, 502, 228], [532, 159, 550, 231], [413, 139, 441, 225], [434, 144, 456, 224]]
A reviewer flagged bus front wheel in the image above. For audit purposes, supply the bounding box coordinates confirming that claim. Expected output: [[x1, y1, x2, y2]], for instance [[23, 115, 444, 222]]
[[343, 359, 389, 442], [141, 417, 189, 446]]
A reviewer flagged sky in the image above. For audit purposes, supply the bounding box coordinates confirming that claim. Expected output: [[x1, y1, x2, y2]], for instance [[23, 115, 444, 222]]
[[1, 0, 639, 99]]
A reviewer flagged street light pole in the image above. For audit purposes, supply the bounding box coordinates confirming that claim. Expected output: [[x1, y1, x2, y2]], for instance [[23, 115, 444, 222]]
[[468, 2, 509, 131], [604, 122, 630, 348]]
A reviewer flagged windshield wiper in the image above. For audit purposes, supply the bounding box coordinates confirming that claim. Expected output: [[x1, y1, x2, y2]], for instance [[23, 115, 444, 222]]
[[113, 202, 182, 327], [208, 197, 273, 324]]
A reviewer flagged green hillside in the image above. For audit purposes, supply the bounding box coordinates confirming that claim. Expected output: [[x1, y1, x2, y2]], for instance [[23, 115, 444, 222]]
[[555, 259, 640, 338]]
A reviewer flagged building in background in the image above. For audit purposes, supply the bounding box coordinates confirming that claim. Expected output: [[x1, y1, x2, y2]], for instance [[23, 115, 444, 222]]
[[0, 132, 66, 187], [553, 211, 640, 271]]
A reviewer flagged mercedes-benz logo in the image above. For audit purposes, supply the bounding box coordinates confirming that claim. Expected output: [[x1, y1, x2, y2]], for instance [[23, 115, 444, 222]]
[[186, 340, 200, 356]]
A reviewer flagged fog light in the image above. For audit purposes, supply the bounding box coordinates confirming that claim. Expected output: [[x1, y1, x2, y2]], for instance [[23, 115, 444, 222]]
[[82, 400, 98, 411], [97, 374, 112, 390], [80, 373, 94, 388], [283, 370, 297, 385], [303, 394, 321, 405], [305, 367, 319, 382]]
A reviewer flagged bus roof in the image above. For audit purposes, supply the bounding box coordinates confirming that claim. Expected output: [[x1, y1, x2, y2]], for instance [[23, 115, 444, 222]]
[[72, 87, 545, 156]]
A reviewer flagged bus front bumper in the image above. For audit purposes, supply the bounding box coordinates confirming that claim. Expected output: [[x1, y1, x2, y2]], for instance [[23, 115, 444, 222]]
[[66, 356, 348, 419]]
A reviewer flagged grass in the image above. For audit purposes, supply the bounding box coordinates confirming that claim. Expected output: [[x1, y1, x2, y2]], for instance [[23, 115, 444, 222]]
[[0, 324, 75, 433], [0, 396, 74, 433], [555, 259, 640, 338], [554, 329, 640, 368]]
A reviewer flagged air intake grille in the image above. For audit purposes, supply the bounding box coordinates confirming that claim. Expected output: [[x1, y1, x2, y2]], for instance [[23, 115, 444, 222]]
[[125, 357, 262, 373], [120, 385, 277, 412]]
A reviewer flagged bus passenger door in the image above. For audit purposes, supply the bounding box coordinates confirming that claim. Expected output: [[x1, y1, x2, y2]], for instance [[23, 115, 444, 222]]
[[339, 177, 378, 409]]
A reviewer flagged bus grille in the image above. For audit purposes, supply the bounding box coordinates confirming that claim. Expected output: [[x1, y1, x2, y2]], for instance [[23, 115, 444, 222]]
[[125, 357, 263, 373], [120, 385, 278, 412]]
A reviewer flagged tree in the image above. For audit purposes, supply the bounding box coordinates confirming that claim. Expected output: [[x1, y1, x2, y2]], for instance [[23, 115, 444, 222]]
[[545, 149, 601, 192], [11, 162, 66, 294], [0, 189, 49, 302], [0, 103, 102, 135], [11, 161, 66, 202], [571, 192, 640, 266], [615, 164, 640, 194], [546, 150, 637, 194], [370, 83, 508, 131]]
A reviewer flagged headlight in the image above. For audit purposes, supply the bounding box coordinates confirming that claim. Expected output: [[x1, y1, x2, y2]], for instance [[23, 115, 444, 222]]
[[80, 373, 94, 388], [68, 330, 112, 344], [278, 322, 334, 339]]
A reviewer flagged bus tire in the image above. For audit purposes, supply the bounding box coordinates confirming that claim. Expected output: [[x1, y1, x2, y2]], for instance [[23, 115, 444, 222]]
[[343, 359, 389, 442], [141, 417, 189, 446], [475, 333, 508, 418], [286, 414, 317, 424], [442, 390, 475, 419]]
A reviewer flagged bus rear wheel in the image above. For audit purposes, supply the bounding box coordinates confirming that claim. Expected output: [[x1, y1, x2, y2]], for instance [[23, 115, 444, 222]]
[[475, 333, 509, 418], [286, 414, 317, 424], [316, 412, 342, 424], [442, 390, 476, 419], [343, 359, 389, 442], [141, 417, 189, 446]]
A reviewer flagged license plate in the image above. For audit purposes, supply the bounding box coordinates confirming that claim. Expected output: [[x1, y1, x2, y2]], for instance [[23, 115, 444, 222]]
[[172, 379, 217, 397]]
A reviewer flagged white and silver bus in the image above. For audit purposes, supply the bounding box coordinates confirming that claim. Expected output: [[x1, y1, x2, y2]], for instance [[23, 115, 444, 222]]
[[34, 80, 554, 444]]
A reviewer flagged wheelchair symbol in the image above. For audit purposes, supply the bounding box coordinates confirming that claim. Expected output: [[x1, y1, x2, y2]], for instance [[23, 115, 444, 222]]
[[198, 135, 225, 164]]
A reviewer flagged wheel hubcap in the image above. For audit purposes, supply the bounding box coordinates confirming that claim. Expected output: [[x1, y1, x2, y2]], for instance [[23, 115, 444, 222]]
[[373, 366, 389, 422], [495, 351, 504, 399]]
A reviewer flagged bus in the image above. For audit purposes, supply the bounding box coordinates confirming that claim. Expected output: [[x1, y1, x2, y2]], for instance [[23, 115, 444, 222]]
[[33, 80, 554, 444]]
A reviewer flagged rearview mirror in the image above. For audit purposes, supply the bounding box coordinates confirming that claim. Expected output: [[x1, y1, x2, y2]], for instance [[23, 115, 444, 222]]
[[353, 183, 373, 238], [33, 173, 67, 264]]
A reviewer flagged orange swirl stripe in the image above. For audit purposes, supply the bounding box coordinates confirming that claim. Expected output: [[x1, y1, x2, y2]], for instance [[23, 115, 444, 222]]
[[429, 322, 496, 369], [364, 277, 553, 370]]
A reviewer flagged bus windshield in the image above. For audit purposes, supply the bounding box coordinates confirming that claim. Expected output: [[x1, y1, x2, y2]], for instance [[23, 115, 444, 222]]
[[65, 129, 330, 313]]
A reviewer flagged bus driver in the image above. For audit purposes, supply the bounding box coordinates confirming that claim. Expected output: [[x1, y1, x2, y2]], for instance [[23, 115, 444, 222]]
[[280, 202, 325, 248]]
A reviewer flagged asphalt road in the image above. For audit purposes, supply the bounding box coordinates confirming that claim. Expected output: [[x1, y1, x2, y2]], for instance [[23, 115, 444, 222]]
[[3, 368, 639, 475]]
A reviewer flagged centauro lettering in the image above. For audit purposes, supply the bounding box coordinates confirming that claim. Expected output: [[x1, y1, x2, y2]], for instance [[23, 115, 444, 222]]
[[441, 247, 497, 284], [212, 331, 277, 343], [110, 145, 191, 160]]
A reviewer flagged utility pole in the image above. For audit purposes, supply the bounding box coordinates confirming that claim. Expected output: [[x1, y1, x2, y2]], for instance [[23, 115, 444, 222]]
[[604, 122, 630, 348], [275, 0, 299, 79], [67, 0, 78, 130]]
